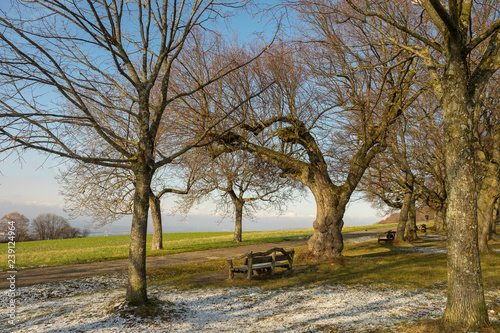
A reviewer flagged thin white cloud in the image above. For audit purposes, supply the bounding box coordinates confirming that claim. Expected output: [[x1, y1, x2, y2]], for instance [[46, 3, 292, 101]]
[[23, 200, 62, 208]]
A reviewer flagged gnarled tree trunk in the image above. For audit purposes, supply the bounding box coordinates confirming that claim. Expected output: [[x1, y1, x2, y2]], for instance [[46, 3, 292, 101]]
[[434, 205, 447, 231], [308, 184, 345, 258], [395, 190, 412, 242], [477, 128, 500, 252], [493, 200, 499, 235], [477, 169, 499, 253]]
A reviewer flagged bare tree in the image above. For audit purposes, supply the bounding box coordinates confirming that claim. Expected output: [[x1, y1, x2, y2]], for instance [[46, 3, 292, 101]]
[[0, 212, 30, 242], [410, 98, 447, 232], [0, 1, 266, 305], [475, 77, 500, 253], [211, 21, 423, 258], [58, 153, 198, 250], [178, 150, 299, 242], [361, 89, 446, 240], [323, 0, 500, 327], [31, 213, 80, 240], [361, 129, 420, 244], [149, 162, 199, 250]]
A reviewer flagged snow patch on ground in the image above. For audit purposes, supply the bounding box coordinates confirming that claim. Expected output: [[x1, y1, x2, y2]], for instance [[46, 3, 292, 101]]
[[4, 274, 495, 333]]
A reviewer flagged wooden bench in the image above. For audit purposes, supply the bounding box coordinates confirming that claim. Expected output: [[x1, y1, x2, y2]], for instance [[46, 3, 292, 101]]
[[378, 230, 396, 243], [226, 247, 294, 280], [417, 224, 427, 232]]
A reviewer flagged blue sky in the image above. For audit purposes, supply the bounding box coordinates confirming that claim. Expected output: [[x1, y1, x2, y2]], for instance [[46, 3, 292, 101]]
[[0, 2, 385, 235]]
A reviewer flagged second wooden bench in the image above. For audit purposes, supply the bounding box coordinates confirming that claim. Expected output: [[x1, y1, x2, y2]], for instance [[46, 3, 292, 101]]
[[377, 230, 396, 243]]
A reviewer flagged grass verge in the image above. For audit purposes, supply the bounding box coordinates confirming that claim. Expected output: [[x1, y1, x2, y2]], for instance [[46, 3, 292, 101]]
[[147, 235, 500, 291], [0, 224, 397, 270]]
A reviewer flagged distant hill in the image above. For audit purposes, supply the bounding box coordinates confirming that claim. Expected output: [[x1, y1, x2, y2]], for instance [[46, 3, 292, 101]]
[[376, 206, 435, 224]]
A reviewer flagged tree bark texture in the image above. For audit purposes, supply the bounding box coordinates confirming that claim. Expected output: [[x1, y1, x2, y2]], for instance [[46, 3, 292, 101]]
[[406, 198, 417, 241], [396, 190, 412, 242], [477, 169, 499, 253], [233, 200, 244, 243], [477, 127, 500, 252], [127, 165, 153, 305], [493, 201, 499, 235], [307, 180, 346, 258], [434, 205, 447, 231], [441, 48, 489, 327], [127, 96, 155, 305], [149, 191, 163, 251]]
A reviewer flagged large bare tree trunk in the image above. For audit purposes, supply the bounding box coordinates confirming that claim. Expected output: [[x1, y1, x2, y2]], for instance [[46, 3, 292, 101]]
[[127, 165, 153, 305], [477, 171, 499, 253], [308, 184, 345, 258], [434, 205, 446, 231], [149, 191, 163, 251], [395, 191, 412, 242], [477, 128, 500, 252], [441, 51, 489, 327], [405, 198, 418, 241]]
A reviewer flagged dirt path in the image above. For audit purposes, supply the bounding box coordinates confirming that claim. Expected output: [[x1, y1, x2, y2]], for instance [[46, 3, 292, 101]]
[[0, 227, 392, 289]]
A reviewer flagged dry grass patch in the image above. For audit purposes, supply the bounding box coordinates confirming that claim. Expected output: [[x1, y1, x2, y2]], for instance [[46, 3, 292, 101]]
[[147, 234, 500, 293]]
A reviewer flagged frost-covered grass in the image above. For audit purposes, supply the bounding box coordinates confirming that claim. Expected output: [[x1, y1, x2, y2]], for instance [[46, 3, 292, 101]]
[[2, 274, 499, 332], [0, 279, 449, 333]]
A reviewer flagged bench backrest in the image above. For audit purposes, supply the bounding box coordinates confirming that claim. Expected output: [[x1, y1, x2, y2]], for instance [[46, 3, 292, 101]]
[[245, 256, 271, 265], [244, 254, 291, 265], [243, 249, 294, 265]]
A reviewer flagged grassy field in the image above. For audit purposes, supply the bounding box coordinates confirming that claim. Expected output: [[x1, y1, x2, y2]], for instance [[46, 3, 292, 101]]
[[0, 223, 396, 270]]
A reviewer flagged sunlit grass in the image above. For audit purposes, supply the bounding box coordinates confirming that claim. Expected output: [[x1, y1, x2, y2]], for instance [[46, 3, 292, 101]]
[[149, 236, 500, 293], [0, 224, 396, 270]]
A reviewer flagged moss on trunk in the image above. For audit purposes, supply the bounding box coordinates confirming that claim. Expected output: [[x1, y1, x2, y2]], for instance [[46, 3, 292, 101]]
[[441, 48, 489, 328]]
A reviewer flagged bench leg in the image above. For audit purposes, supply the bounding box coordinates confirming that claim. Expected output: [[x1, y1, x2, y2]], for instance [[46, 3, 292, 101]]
[[247, 258, 253, 279]]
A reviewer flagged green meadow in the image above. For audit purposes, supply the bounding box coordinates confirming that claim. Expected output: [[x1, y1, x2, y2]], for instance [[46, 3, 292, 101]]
[[0, 224, 395, 270]]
